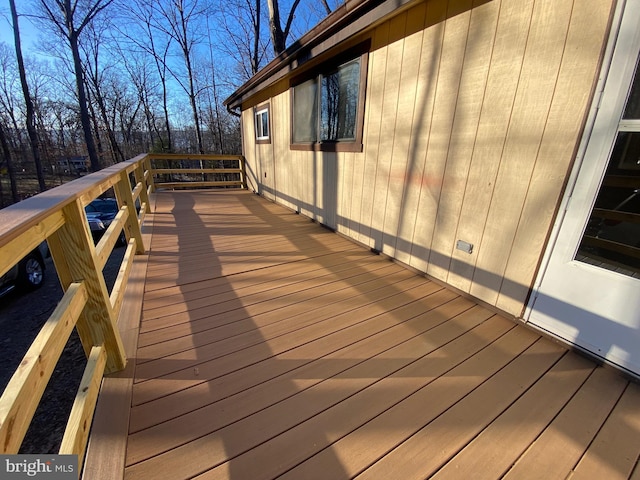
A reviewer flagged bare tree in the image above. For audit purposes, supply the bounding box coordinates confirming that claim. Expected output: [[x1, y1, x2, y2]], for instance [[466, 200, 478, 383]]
[[36, 0, 114, 172], [9, 0, 46, 191], [80, 19, 126, 162], [25, 57, 59, 172], [116, 0, 173, 152], [124, 57, 166, 154], [0, 117, 19, 203], [320, 0, 333, 15], [154, 0, 208, 154], [0, 44, 26, 156], [266, 0, 302, 56], [216, 0, 268, 82], [0, 44, 20, 201]]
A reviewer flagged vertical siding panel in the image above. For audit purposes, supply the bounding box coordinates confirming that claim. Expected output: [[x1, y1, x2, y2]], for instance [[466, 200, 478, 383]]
[[350, 37, 376, 245], [448, 0, 534, 293], [382, 3, 426, 261], [242, 109, 258, 192], [282, 92, 300, 213], [358, 21, 390, 247], [296, 147, 307, 217], [336, 152, 346, 233], [331, 152, 338, 228], [272, 96, 284, 207], [496, 0, 614, 315], [312, 152, 319, 221], [428, 0, 499, 282], [349, 151, 365, 241], [316, 152, 322, 222], [304, 151, 314, 218], [405, 1, 448, 271], [279, 93, 293, 210], [470, 0, 574, 305], [372, 13, 407, 254], [410, 0, 472, 281], [297, 150, 307, 216], [321, 151, 337, 227], [266, 144, 278, 201], [309, 151, 316, 220], [280, 92, 293, 210], [318, 152, 326, 223], [340, 152, 355, 236]]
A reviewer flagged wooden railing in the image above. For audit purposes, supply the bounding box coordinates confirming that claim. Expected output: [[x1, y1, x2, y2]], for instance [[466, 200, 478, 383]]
[[148, 153, 246, 190], [0, 153, 245, 472]]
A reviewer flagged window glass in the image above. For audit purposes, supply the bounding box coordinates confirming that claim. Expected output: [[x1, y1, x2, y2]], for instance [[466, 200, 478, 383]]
[[623, 59, 640, 119], [261, 112, 269, 138], [293, 79, 318, 142], [320, 59, 360, 141], [255, 107, 269, 140]]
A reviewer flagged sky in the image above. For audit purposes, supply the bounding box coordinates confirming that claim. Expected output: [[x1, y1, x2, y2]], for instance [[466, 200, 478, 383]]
[[0, 1, 41, 53], [0, 0, 339, 124]]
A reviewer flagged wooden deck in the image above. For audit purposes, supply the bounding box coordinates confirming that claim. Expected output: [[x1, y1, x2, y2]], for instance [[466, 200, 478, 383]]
[[87, 190, 640, 480]]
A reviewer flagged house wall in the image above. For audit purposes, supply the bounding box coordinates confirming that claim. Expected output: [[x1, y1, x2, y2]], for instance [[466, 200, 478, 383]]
[[241, 0, 614, 317]]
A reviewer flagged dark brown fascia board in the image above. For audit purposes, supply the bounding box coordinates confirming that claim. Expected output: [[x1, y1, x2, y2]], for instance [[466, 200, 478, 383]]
[[224, 0, 420, 110]]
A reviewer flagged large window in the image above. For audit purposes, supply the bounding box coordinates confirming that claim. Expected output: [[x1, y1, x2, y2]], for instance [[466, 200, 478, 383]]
[[291, 45, 368, 152]]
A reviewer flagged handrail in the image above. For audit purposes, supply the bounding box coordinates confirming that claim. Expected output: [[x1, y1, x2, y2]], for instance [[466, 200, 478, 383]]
[[0, 153, 246, 473]]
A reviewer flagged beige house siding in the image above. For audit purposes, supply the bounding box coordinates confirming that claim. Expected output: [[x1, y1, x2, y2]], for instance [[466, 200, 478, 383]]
[[240, 0, 614, 317]]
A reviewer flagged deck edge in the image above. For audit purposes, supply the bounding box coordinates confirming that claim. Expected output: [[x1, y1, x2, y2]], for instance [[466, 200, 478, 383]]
[[81, 194, 156, 480]]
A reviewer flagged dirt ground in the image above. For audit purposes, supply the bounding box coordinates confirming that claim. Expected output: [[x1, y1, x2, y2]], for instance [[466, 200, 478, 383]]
[[0, 246, 126, 454]]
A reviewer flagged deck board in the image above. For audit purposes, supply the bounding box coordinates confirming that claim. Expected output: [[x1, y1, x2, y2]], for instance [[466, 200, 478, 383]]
[[85, 190, 640, 480]]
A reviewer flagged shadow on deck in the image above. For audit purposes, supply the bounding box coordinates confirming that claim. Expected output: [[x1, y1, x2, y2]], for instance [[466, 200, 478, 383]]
[[84, 190, 640, 480]]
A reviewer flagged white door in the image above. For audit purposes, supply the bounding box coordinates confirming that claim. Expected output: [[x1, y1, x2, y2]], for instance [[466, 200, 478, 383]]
[[527, 0, 640, 376]]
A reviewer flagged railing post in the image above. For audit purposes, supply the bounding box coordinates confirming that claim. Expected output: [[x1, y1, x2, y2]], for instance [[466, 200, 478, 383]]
[[114, 171, 145, 255], [134, 157, 151, 215], [47, 199, 126, 374], [145, 155, 156, 193]]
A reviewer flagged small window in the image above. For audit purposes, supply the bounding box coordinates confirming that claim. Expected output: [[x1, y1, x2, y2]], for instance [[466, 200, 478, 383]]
[[255, 104, 270, 143], [291, 43, 369, 152]]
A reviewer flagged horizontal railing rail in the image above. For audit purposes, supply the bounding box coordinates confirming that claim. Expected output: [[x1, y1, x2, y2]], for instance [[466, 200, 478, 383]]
[[0, 153, 245, 474], [148, 154, 247, 190]]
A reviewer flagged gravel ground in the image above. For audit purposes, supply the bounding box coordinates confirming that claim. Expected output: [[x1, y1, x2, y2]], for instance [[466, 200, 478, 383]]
[[0, 246, 126, 454]]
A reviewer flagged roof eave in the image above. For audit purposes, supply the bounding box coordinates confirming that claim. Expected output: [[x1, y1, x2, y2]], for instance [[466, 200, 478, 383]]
[[224, 0, 418, 110]]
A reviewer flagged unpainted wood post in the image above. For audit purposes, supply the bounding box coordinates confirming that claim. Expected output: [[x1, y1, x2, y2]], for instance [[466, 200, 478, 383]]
[[114, 172, 145, 255], [47, 199, 126, 374], [145, 155, 156, 193], [134, 160, 151, 215]]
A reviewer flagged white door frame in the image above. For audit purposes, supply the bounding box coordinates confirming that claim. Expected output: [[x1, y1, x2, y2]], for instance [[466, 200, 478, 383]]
[[525, 0, 640, 376]]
